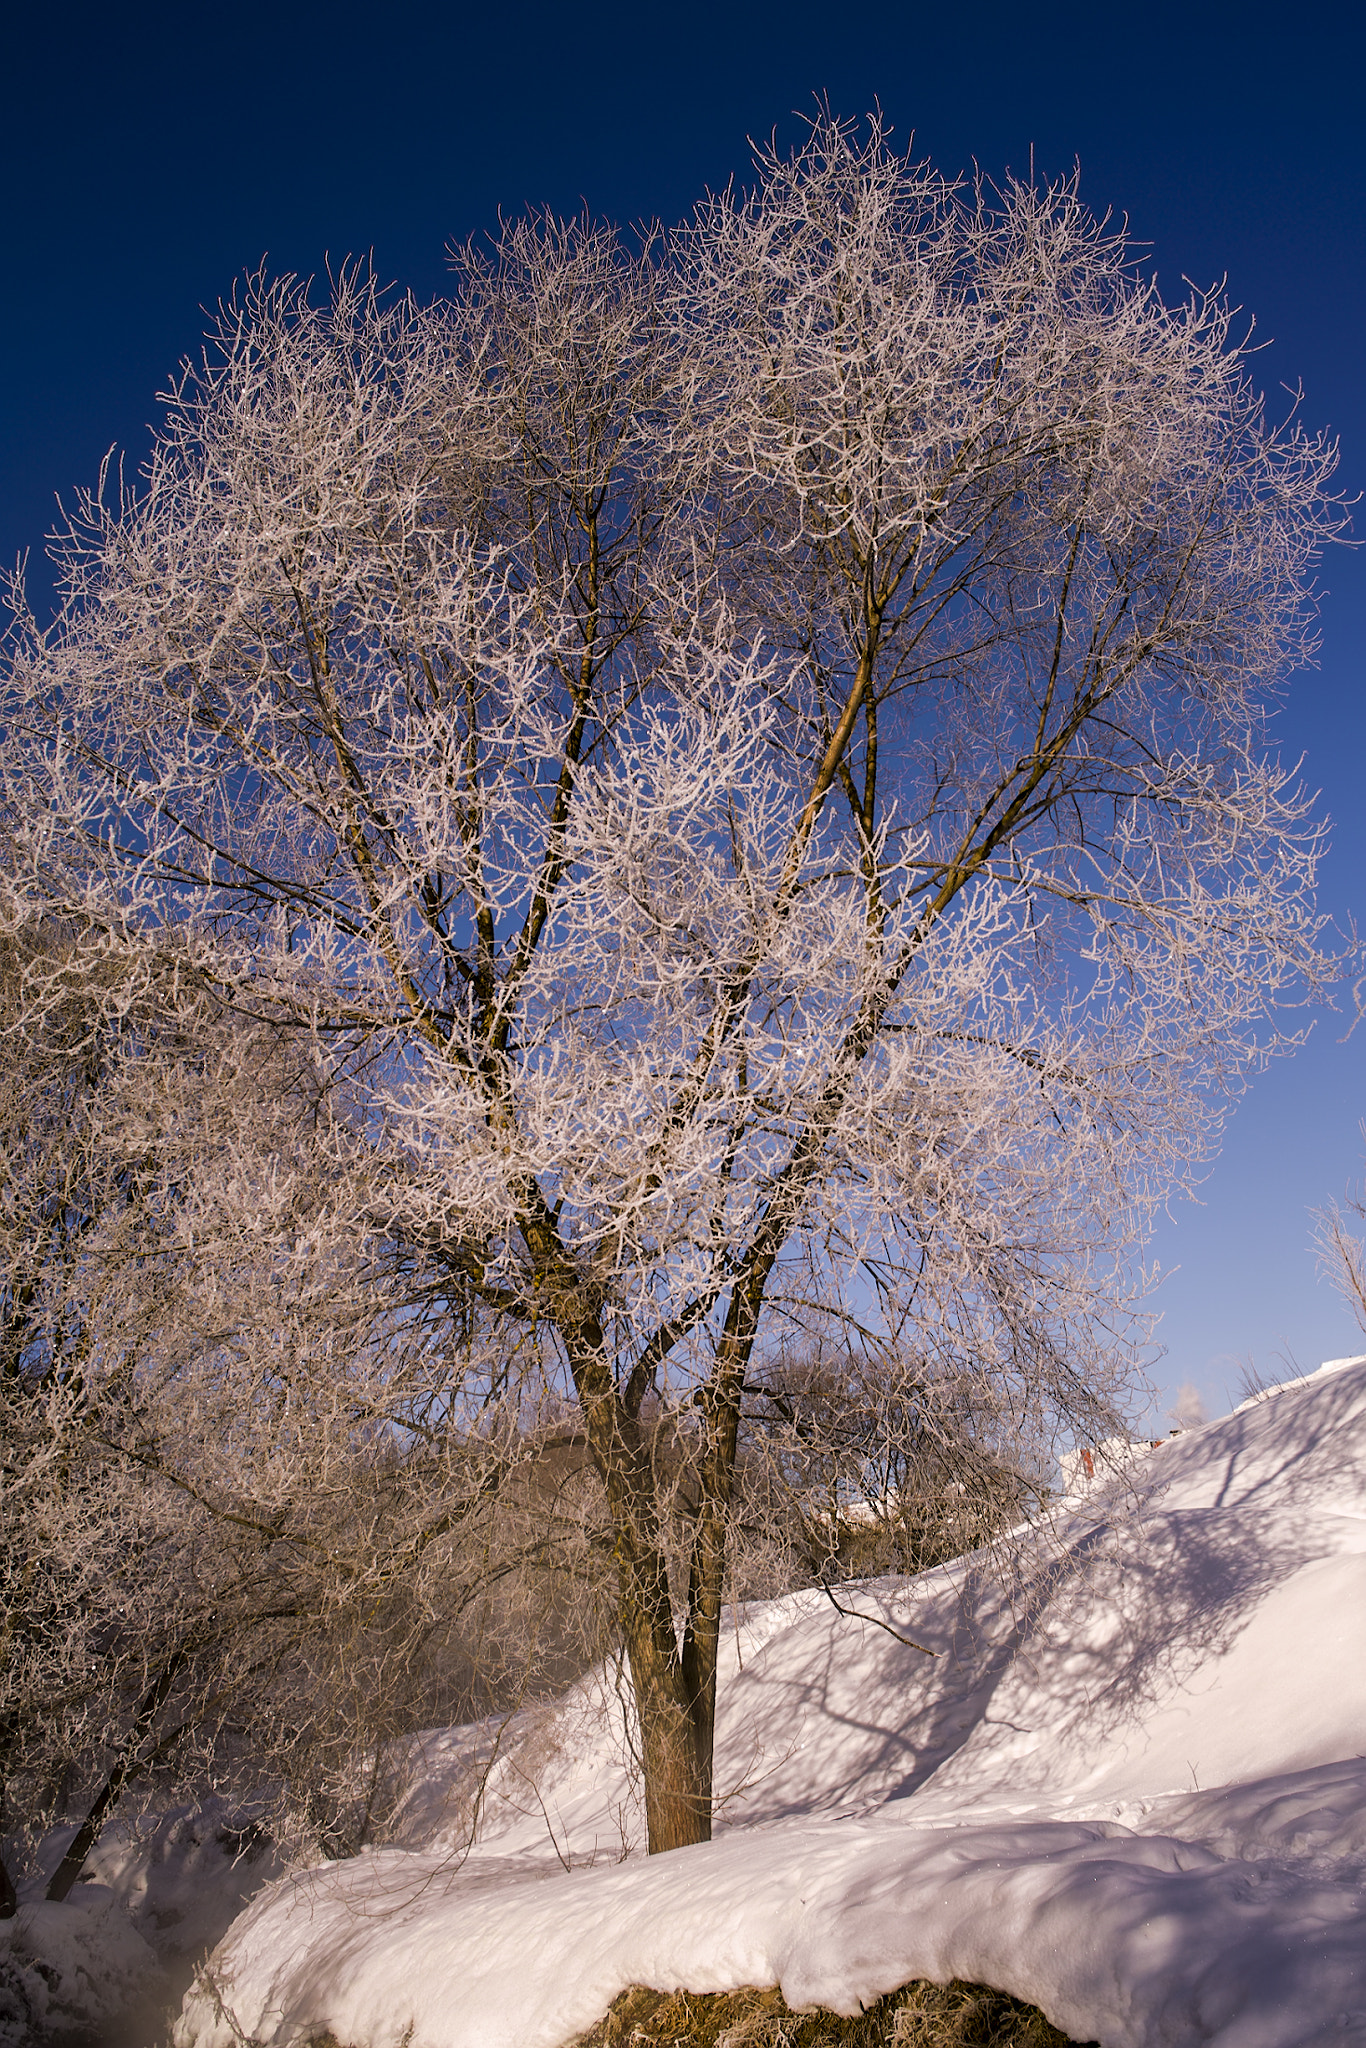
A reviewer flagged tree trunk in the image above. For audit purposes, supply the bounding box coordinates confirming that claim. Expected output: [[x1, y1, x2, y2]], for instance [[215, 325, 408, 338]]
[[604, 1456, 712, 1852], [680, 1379, 744, 1819], [559, 1305, 713, 1852], [678, 1264, 773, 1819], [46, 1759, 133, 1903], [622, 1609, 709, 1852], [0, 1850, 17, 1919]]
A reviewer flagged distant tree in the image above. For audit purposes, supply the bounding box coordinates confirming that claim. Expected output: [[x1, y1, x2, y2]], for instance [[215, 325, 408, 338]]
[[737, 1336, 1047, 1584], [0, 114, 1343, 1856], [1314, 1134, 1366, 1334]]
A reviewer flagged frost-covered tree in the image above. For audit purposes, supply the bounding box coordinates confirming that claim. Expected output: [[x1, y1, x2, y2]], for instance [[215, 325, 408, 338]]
[[0, 115, 1344, 1854], [1315, 1132, 1366, 1336]]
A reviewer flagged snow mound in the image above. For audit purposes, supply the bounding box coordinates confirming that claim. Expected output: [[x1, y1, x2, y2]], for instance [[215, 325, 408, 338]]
[[177, 1357, 1366, 2048], [0, 1885, 164, 2048]]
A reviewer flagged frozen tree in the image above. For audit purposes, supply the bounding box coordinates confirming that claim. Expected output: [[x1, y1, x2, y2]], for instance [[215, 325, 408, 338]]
[[1314, 1130, 1366, 1334], [0, 925, 202, 1910], [0, 115, 1344, 1853]]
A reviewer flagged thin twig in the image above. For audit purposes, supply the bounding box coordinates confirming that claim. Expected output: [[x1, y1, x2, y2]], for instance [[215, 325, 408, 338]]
[[820, 1574, 938, 1657]]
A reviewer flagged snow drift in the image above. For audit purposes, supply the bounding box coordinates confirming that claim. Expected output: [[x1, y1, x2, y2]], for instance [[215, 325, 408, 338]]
[[0, 1798, 280, 2048], [174, 1356, 1366, 2048], [0, 1884, 164, 2048]]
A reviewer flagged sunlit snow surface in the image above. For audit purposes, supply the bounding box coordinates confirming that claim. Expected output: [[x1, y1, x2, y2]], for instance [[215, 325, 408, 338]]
[[177, 1356, 1366, 2048]]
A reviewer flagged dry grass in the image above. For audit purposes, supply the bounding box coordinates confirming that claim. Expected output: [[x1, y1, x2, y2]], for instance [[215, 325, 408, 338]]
[[569, 1979, 1093, 2048], [287, 1976, 1092, 2048]]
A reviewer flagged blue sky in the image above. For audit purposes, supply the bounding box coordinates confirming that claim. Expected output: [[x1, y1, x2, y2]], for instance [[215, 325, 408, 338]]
[[5, 0, 1363, 1420]]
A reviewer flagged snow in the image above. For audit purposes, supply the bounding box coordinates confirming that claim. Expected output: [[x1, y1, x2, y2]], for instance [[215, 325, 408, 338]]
[[173, 1355, 1366, 2048], [84, 1794, 283, 1966], [0, 1885, 163, 2048], [0, 1796, 280, 2047]]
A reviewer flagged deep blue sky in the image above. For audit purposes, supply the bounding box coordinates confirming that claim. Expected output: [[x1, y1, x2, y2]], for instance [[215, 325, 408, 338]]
[[5, 0, 1363, 1419]]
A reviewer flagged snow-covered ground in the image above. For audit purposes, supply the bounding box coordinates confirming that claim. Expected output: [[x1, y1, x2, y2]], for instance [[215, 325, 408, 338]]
[[0, 1799, 278, 2047], [179, 1353, 1366, 2048], [16, 1354, 1366, 2048]]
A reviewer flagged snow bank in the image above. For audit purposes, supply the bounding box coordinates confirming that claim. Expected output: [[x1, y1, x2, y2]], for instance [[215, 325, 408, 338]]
[[171, 1795, 1366, 2048], [0, 1885, 164, 2048], [177, 1357, 1366, 2048], [0, 1797, 280, 2048]]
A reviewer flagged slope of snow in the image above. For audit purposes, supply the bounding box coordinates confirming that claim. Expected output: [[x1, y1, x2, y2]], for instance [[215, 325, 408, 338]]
[[176, 1354, 1366, 2048]]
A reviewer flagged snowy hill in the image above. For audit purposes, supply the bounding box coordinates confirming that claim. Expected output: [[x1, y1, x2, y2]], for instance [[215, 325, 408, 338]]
[[165, 1353, 1366, 2048]]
